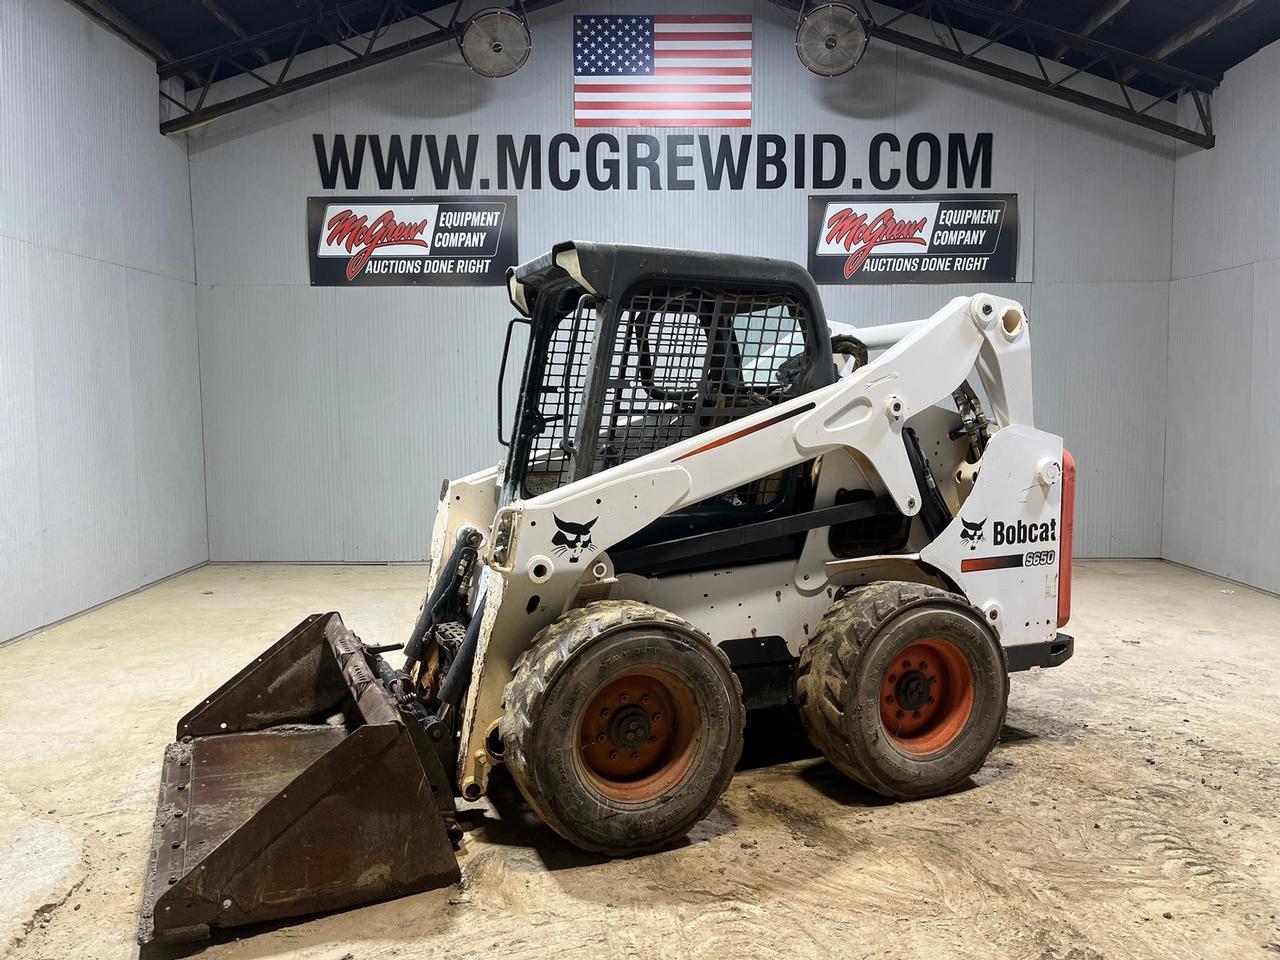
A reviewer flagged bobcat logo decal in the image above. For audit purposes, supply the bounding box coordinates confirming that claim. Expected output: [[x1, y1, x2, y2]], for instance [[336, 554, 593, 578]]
[[552, 515, 598, 563], [960, 517, 986, 551]]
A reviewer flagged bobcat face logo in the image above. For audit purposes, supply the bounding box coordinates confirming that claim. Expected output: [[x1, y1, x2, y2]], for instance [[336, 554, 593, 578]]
[[960, 517, 986, 551], [552, 515, 598, 563]]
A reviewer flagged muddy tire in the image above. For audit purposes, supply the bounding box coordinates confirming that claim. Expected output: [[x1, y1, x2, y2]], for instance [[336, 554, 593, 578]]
[[500, 600, 744, 856], [797, 581, 1008, 799]]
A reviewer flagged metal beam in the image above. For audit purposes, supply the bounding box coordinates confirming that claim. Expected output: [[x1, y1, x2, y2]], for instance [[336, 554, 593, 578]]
[[783, 0, 1217, 148], [153, 0, 1220, 148], [1148, 0, 1260, 62], [159, 0, 407, 79], [1078, 0, 1131, 38], [195, 0, 272, 66], [65, 0, 175, 62], [160, 0, 564, 135], [1120, 0, 1261, 81], [1054, 0, 1131, 60], [66, 0, 209, 87], [889, 26, 1211, 147], [985, 0, 1025, 38], [926, 0, 1218, 91]]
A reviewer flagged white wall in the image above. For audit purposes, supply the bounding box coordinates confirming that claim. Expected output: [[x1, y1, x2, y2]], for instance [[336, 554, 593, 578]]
[[187, 0, 1174, 563], [0, 1, 207, 642], [1166, 41, 1280, 593], [0, 2, 1266, 636]]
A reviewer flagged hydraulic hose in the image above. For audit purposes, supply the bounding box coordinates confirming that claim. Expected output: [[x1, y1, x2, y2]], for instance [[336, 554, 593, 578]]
[[404, 526, 481, 669], [435, 592, 487, 715]]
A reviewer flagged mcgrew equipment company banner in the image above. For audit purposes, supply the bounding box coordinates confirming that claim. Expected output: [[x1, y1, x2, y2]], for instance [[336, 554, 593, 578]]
[[808, 194, 1017, 284], [307, 196, 517, 286]]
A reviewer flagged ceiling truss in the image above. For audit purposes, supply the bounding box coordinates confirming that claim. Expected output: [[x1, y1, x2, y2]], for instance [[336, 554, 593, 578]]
[[147, 0, 569, 135], [69, 0, 1223, 147], [790, 0, 1219, 148]]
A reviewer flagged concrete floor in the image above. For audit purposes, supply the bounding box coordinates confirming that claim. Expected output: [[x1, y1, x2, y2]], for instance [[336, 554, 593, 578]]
[[2, 560, 1278, 960]]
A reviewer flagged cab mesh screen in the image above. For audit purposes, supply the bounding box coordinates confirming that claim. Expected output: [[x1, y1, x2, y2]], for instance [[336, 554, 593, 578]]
[[591, 286, 809, 503], [524, 297, 598, 497], [522, 286, 809, 499]]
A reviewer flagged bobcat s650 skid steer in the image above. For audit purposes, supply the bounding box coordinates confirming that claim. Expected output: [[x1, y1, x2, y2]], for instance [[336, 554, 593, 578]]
[[139, 242, 1075, 942]]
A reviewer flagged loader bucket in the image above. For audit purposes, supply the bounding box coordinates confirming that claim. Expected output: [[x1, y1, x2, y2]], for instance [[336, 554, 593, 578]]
[[138, 613, 461, 943]]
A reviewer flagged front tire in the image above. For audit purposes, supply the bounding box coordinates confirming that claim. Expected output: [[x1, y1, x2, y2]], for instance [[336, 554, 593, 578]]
[[797, 581, 1008, 799], [500, 601, 744, 855]]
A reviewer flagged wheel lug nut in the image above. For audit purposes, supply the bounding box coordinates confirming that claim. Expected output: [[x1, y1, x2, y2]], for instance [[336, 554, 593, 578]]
[[929, 676, 937, 684], [919, 661, 927, 670], [888, 674, 897, 682], [609, 750, 619, 760], [600, 707, 611, 718], [630, 751, 640, 760], [652, 713, 661, 722], [886, 695, 894, 703], [648, 735, 657, 744], [619, 693, 629, 703], [913, 710, 921, 719], [927, 696, 934, 705], [896, 709, 904, 719], [596, 733, 606, 743]]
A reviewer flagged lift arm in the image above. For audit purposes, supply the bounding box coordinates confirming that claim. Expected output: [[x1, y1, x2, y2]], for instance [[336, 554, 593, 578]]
[[455, 291, 1033, 795]]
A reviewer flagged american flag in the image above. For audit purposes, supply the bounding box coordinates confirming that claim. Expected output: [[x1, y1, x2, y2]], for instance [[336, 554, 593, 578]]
[[573, 14, 752, 127]]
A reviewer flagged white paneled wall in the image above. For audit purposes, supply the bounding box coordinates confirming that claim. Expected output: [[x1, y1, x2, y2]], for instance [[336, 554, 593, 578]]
[[187, 0, 1176, 562], [10, 0, 1270, 615], [1030, 282, 1169, 558], [0, 1, 206, 642], [196, 283, 519, 561], [1166, 41, 1280, 594]]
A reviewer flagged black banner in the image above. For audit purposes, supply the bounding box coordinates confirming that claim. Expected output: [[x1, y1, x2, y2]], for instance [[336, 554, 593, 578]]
[[307, 195, 516, 286], [808, 194, 1017, 284]]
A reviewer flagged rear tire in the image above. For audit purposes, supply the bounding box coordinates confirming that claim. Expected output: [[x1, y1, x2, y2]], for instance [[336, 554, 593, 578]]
[[500, 600, 744, 855], [797, 581, 1008, 799]]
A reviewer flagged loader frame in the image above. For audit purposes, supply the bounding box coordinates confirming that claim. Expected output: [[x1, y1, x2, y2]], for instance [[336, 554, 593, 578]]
[[140, 242, 1074, 942], [429, 242, 1067, 799]]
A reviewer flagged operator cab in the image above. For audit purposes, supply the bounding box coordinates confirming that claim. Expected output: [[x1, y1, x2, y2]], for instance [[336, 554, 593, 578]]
[[501, 242, 837, 564]]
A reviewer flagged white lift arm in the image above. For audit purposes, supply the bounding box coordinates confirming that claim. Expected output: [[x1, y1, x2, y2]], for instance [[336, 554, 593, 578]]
[[454, 293, 1036, 796]]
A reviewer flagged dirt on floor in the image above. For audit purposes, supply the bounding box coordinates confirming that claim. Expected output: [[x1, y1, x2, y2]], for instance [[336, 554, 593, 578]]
[[1, 560, 1278, 960]]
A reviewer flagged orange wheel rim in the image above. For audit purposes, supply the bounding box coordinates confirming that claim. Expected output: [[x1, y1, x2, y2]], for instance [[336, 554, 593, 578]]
[[576, 667, 700, 803], [878, 638, 975, 756]]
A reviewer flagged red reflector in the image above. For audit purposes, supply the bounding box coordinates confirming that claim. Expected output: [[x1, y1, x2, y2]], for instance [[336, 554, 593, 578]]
[[961, 554, 1024, 572], [1058, 449, 1076, 628]]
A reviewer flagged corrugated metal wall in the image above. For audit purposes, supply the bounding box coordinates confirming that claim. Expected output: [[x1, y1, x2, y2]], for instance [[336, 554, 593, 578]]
[[1166, 40, 1280, 593], [0, 1, 207, 643], [187, 0, 1175, 562]]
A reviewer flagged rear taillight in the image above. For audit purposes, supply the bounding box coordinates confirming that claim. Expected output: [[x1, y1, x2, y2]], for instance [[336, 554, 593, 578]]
[[1058, 449, 1076, 628]]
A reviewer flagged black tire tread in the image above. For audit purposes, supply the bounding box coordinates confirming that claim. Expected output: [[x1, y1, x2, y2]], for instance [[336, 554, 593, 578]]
[[500, 599, 744, 854], [796, 580, 1006, 798]]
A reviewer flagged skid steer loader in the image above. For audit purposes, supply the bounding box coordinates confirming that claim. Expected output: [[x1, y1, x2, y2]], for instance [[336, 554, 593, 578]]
[[139, 242, 1075, 943]]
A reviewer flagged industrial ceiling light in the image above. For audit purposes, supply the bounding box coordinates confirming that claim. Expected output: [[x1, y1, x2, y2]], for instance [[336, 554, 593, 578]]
[[458, 7, 532, 78], [795, 2, 869, 78]]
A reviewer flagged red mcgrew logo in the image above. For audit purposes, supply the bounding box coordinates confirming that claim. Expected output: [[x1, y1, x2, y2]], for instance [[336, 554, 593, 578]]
[[823, 207, 928, 278], [324, 209, 430, 280]]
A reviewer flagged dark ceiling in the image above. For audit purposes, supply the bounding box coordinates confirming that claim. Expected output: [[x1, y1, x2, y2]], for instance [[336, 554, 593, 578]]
[[82, 0, 1280, 89], [81, 0, 452, 83], [876, 0, 1280, 93], [69, 0, 1280, 143]]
